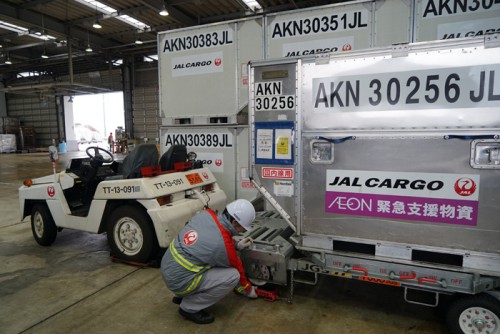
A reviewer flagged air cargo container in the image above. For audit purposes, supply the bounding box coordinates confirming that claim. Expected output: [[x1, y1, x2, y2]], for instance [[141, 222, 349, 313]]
[[242, 35, 500, 334]]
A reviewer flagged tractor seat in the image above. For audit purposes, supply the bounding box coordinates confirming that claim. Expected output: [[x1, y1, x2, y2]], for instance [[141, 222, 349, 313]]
[[159, 145, 187, 172], [122, 143, 159, 179]]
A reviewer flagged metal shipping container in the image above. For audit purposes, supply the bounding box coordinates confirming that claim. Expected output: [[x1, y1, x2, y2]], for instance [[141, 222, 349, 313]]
[[158, 18, 264, 125], [242, 36, 500, 333], [160, 125, 258, 202]]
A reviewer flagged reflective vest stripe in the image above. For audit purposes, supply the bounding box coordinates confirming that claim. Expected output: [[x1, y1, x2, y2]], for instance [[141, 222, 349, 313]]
[[169, 240, 210, 295], [169, 240, 208, 273], [235, 283, 249, 293], [175, 273, 203, 296]]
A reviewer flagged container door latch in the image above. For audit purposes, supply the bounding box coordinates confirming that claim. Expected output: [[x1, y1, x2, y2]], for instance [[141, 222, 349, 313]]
[[470, 139, 500, 169]]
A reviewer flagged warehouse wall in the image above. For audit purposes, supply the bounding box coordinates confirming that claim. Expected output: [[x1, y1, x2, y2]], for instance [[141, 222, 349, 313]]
[[6, 96, 59, 150], [131, 65, 160, 143], [5, 68, 123, 149]]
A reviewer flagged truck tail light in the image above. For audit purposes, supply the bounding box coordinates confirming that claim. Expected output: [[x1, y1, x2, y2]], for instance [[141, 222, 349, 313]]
[[157, 195, 172, 206], [23, 179, 33, 187]]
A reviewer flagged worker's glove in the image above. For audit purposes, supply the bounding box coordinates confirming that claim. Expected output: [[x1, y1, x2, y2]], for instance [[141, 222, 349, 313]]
[[237, 285, 258, 299], [236, 237, 253, 250]]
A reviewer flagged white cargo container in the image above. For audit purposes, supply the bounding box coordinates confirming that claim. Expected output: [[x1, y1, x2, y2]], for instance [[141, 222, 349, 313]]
[[265, 0, 411, 59], [241, 35, 500, 334], [413, 0, 500, 41], [159, 125, 257, 202], [158, 18, 263, 125]]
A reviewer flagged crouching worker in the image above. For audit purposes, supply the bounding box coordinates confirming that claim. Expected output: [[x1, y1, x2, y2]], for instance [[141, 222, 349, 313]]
[[160, 199, 258, 324]]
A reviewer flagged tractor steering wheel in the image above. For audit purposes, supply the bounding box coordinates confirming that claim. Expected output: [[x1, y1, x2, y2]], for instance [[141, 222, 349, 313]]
[[86, 146, 114, 164]]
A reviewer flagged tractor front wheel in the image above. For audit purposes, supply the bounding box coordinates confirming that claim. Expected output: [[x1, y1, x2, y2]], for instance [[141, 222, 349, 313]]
[[31, 204, 57, 246], [106, 206, 158, 263]]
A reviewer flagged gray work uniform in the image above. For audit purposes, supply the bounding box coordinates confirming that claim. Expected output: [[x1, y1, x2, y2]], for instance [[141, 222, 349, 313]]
[[160, 209, 252, 313]]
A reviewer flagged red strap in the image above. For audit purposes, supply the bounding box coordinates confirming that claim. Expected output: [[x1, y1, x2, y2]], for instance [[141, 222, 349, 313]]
[[206, 209, 250, 291]]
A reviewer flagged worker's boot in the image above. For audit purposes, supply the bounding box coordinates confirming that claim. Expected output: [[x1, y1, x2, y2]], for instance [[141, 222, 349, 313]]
[[178, 308, 214, 324], [172, 296, 182, 304]]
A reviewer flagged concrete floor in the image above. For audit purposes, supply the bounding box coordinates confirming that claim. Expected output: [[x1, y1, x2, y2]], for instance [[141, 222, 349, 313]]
[[0, 151, 449, 334]]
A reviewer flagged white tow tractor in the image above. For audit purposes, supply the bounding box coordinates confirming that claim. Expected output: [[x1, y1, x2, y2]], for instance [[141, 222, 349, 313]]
[[18, 144, 227, 263]]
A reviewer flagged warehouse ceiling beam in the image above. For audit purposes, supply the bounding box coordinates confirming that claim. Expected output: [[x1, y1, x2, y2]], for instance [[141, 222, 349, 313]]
[[139, 0, 197, 26], [0, 82, 111, 96], [19, 0, 56, 9], [0, 1, 118, 49]]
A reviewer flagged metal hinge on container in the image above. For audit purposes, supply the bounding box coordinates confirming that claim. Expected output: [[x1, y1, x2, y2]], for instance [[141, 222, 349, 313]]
[[315, 52, 331, 65], [392, 43, 409, 58], [485, 33, 500, 49]]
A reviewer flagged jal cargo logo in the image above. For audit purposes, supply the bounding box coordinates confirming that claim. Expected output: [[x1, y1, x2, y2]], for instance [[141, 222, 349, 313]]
[[329, 175, 444, 191], [326, 170, 480, 200], [172, 51, 223, 77], [47, 185, 55, 197], [173, 59, 220, 70], [422, 0, 500, 18], [454, 177, 477, 196], [282, 37, 354, 58], [438, 17, 500, 40], [194, 153, 224, 173], [325, 170, 480, 226], [183, 230, 198, 246]]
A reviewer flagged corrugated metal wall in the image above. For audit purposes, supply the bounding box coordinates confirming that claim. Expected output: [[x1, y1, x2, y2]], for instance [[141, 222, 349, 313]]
[[132, 67, 160, 142], [6, 96, 59, 149], [5, 68, 123, 149]]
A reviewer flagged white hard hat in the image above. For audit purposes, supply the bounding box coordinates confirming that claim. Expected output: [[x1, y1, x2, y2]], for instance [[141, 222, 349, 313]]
[[226, 199, 255, 231]]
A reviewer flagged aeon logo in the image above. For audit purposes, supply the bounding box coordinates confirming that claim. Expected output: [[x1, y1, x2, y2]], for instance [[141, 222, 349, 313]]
[[183, 230, 198, 246], [454, 177, 476, 197]]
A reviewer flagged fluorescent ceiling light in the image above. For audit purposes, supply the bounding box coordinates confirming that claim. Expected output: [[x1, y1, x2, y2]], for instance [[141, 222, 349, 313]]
[[75, 0, 149, 30], [0, 20, 28, 33], [143, 55, 158, 62], [0, 21, 55, 40], [29, 33, 56, 41], [106, 59, 123, 66], [75, 0, 115, 14], [242, 0, 262, 10], [118, 15, 149, 31], [17, 71, 47, 78]]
